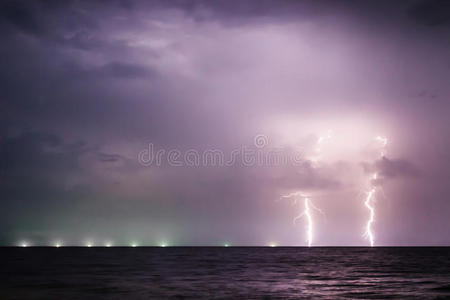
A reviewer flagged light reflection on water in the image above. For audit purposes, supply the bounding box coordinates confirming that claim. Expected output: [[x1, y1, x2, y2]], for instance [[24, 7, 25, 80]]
[[1, 247, 449, 299]]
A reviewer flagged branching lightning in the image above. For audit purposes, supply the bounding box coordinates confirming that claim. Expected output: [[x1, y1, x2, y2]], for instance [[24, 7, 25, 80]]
[[281, 192, 324, 247], [280, 132, 330, 246]]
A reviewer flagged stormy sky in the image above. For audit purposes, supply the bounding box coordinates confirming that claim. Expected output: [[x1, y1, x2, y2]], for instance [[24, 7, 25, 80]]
[[1, 0, 449, 246]]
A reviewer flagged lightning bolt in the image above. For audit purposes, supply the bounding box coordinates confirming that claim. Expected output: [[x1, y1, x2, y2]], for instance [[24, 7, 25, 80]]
[[363, 136, 388, 247], [280, 132, 330, 246], [376, 136, 388, 157], [281, 192, 324, 247], [364, 174, 377, 247], [303, 198, 313, 247], [311, 130, 332, 164]]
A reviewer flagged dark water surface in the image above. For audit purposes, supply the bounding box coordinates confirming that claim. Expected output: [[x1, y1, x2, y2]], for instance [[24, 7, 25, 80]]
[[1, 247, 449, 299]]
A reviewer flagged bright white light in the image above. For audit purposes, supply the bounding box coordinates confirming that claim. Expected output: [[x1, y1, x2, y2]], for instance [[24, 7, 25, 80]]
[[21, 243, 28, 247], [105, 243, 112, 247], [304, 198, 313, 247], [376, 136, 388, 147], [160, 243, 166, 247], [224, 244, 229, 247], [282, 192, 324, 247], [375, 136, 388, 157], [364, 186, 376, 247], [55, 242, 61, 248], [131, 243, 137, 247], [86, 243, 92, 247], [362, 136, 388, 247], [269, 243, 277, 247]]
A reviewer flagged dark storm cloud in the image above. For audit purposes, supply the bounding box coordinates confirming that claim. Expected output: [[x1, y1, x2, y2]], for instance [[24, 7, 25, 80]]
[[375, 157, 421, 179], [96, 62, 156, 79], [65, 61, 157, 80], [0, 132, 82, 182], [362, 157, 420, 180], [0, 0, 98, 42], [97, 152, 124, 163], [0, 0, 42, 35], [0, 131, 134, 187], [270, 161, 342, 191], [408, 0, 450, 26], [0, 0, 417, 38]]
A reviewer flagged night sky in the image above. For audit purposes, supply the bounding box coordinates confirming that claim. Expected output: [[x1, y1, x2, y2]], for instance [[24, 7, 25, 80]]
[[1, 0, 449, 246]]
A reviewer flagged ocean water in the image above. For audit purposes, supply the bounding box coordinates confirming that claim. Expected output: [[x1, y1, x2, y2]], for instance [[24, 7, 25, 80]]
[[0, 247, 449, 299]]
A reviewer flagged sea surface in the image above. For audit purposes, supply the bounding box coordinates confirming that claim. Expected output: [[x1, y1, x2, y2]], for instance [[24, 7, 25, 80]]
[[1, 247, 449, 299]]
